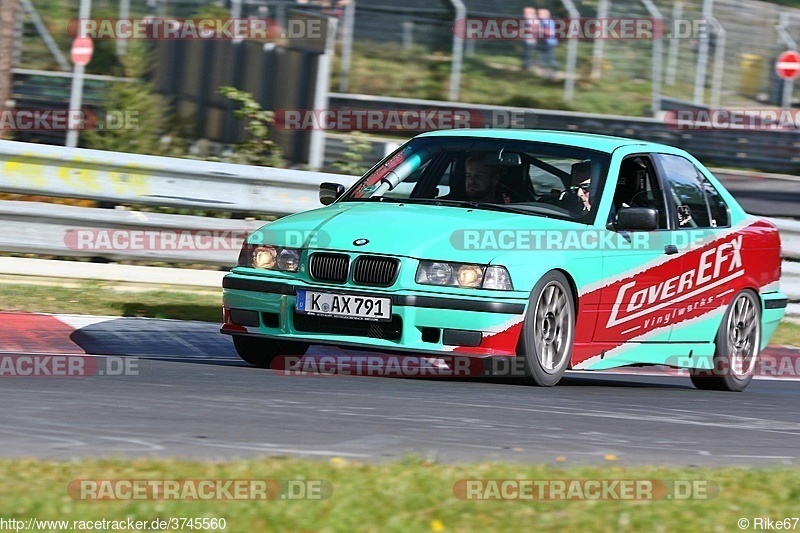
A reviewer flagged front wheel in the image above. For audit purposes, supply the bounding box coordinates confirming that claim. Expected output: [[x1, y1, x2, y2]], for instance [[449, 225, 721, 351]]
[[690, 290, 761, 392], [518, 271, 576, 387], [232, 336, 309, 368]]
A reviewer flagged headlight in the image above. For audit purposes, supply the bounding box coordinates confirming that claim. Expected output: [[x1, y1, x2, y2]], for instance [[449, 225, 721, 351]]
[[482, 265, 513, 291], [416, 261, 513, 290], [277, 248, 300, 272], [237, 243, 301, 272], [253, 246, 277, 269], [457, 264, 483, 288], [425, 262, 453, 285]]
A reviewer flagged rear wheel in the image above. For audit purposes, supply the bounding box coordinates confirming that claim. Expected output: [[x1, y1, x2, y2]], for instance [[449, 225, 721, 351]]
[[232, 336, 309, 368], [690, 290, 761, 392], [519, 271, 576, 387]]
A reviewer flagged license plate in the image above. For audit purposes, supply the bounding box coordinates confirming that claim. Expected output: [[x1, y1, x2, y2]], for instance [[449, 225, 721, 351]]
[[296, 290, 392, 322]]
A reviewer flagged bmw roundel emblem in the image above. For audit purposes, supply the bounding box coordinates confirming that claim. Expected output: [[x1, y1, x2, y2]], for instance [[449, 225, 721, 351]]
[[353, 238, 369, 246]]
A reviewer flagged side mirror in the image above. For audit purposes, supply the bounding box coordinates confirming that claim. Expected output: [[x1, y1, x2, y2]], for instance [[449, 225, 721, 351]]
[[319, 182, 345, 205], [616, 207, 658, 231]]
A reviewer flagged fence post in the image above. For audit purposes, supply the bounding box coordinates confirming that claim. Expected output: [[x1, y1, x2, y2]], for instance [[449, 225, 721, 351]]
[[591, 0, 609, 80], [709, 17, 725, 108], [308, 17, 338, 171], [665, 1, 682, 85], [338, 0, 355, 93], [693, 0, 714, 104], [641, 0, 663, 115], [559, 0, 580, 102], [402, 21, 414, 50], [448, 0, 466, 101]]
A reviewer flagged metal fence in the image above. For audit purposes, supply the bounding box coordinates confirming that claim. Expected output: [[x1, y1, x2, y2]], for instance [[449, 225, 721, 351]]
[[17, 0, 800, 112]]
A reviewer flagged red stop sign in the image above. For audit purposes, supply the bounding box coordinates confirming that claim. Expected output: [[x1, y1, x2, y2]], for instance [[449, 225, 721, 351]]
[[776, 50, 800, 80], [71, 36, 94, 67]]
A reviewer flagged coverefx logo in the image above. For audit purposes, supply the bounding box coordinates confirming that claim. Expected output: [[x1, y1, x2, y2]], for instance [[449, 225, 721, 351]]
[[607, 235, 744, 329]]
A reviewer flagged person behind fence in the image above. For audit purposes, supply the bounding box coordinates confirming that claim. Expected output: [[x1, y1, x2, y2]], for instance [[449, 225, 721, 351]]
[[521, 7, 538, 70], [536, 8, 558, 71]]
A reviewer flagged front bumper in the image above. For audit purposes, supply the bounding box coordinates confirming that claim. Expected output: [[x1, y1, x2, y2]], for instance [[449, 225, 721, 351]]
[[221, 273, 528, 356], [760, 292, 788, 350]]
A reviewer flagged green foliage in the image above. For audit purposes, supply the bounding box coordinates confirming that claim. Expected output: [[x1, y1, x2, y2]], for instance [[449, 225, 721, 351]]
[[82, 41, 180, 155], [219, 86, 284, 168], [333, 134, 372, 176], [190, 3, 231, 19]]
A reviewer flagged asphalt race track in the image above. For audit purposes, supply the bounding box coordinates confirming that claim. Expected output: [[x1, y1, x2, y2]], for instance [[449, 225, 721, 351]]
[[1, 314, 799, 466]]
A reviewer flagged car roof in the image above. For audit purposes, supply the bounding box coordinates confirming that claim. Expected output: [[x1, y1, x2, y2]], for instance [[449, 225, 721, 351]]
[[418, 129, 677, 154]]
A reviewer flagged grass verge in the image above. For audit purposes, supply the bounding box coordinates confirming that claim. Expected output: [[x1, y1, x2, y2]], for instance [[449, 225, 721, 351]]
[[771, 319, 800, 347], [2, 457, 800, 532], [0, 281, 221, 323]]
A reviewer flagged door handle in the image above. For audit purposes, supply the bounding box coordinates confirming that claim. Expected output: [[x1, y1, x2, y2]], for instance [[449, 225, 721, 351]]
[[664, 244, 679, 255]]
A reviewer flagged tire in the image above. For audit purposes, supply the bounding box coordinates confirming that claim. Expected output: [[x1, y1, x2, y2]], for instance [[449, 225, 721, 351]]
[[690, 290, 761, 392], [232, 336, 309, 368], [518, 271, 576, 387]]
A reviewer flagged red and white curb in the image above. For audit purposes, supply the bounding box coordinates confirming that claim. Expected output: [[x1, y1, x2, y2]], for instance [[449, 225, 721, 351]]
[[1, 312, 799, 381], [0, 312, 116, 354]]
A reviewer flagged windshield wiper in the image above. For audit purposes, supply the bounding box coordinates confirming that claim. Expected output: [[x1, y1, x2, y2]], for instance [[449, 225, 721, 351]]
[[342, 196, 405, 203], [343, 197, 569, 220], [463, 202, 559, 218], [402, 198, 558, 217]]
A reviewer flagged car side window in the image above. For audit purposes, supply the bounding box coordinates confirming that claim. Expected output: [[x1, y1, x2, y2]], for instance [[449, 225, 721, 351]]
[[655, 154, 729, 229], [528, 164, 563, 195], [609, 155, 669, 229], [700, 174, 731, 228]]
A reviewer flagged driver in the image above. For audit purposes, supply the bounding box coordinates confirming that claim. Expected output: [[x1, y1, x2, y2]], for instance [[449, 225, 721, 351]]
[[566, 160, 592, 212], [576, 178, 591, 211], [464, 154, 501, 202]]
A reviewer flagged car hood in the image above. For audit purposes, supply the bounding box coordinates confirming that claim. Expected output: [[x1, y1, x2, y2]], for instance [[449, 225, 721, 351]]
[[249, 201, 587, 263]]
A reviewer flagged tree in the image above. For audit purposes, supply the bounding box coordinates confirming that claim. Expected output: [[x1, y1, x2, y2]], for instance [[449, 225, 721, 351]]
[[333, 134, 372, 176], [82, 40, 179, 155], [219, 86, 283, 167]]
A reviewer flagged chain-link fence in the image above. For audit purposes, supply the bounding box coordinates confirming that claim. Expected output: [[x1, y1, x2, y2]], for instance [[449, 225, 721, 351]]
[[335, 0, 800, 113], [17, 0, 800, 116]]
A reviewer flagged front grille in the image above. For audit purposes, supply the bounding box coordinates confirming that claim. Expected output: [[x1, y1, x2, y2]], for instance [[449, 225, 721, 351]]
[[293, 312, 402, 340], [309, 253, 349, 283], [353, 256, 399, 286]]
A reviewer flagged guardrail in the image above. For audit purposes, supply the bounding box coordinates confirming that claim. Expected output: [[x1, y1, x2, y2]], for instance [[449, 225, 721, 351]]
[[0, 139, 797, 300], [0, 201, 265, 266], [0, 140, 358, 215], [328, 93, 800, 174]]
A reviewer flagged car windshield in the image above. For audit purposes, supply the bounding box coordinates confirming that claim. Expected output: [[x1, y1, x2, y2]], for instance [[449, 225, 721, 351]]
[[340, 136, 611, 224]]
